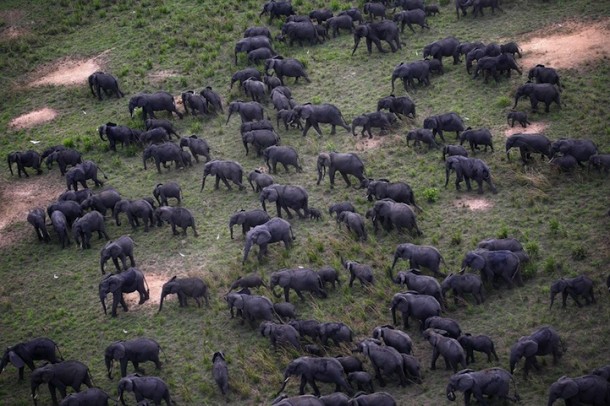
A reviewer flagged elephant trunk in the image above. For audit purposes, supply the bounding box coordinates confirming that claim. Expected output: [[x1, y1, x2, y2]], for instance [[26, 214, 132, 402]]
[[99, 126, 107, 141], [351, 36, 361, 56], [391, 254, 400, 270], [142, 154, 148, 170], [391, 304, 398, 325], [200, 174, 208, 192], [444, 166, 451, 188], [512, 94, 521, 110], [275, 377, 290, 398], [225, 110, 233, 125], [260, 195, 267, 212], [100, 256, 106, 275], [549, 290, 558, 309], [229, 224, 235, 239], [271, 285, 283, 299], [391, 74, 398, 93], [509, 353, 518, 374], [243, 239, 253, 264], [446, 385, 456, 402], [387, 266, 398, 284], [7, 155, 13, 176], [100, 290, 108, 315], [105, 356, 113, 379], [242, 139, 249, 155], [158, 293, 166, 312], [31, 381, 40, 405], [316, 162, 326, 185]]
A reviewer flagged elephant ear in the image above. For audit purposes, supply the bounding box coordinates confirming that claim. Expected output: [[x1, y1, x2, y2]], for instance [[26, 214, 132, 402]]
[[41, 368, 55, 383], [556, 376, 579, 398], [456, 373, 475, 391], [299, 106, 312, 119], [108, 277, 123, 293], [521, 340, 538, 357], [113, 343, 126, 360], [8, 351, 25, 368]]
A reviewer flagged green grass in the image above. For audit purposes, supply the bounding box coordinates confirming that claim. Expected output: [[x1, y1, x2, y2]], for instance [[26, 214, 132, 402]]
[[1, 0, 610, 405]]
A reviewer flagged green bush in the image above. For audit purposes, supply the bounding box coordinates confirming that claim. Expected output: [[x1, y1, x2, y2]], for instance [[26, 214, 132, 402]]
[[571, 245, 587, 261], [422, 187, 439, 202]]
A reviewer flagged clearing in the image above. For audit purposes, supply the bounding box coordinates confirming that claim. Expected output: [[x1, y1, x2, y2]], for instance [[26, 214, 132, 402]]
[[9, 107, 58, 129]]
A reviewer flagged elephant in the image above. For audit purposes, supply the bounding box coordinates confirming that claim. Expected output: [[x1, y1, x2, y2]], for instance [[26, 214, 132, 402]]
[[270, 268, 327, 302], [7, 150, 42, 177], [423, 36, 460, 64], [242, 217, 294, 263], [229, 209, 270, 239], [88, 71, 123, 100], [58, 189, 93, 204], [154, 206, 198, 237], [349, 392, 396, 406], [153, 182, 182, 207], [27, 208, 50, 242], [395, 0, 425, 11], [104, 338, 162, 379], [506, 111, 530, 128], [406, 128, 439, 150], [328, 201, 356, 219], [363, 2, 386, 20], [462, 249, 523, 289], [99, 123, 141, 151], [260, 184, 309, 219], [242, 77, 267, 102], [224, 293, 278, 326], [317, 152, 366, 189], [99, 267, 150, 317], [234, 35, 273, 64], [275, 356, 353, 397], [477, 237, 523, 252], [230, 67, 262, 89], [248, 169, 274, 193], [260, 0, 295, 22], [228, 274, 267, 293], [351, 111, 394, 138], [351, 21, 401, 55], [244, 26, 272, 38], [337, 211, 368, 241], [423, 112, 465, 142], [128, 91, 183, 121], [347, 372, 374, 393], [390, 291, 441, 330], [459, 128, 494, 153], [0, 337, 62, 381], [501, 41, 522, 58], [390, 60, 430, 91], [100, 235, 136, 274], [342, 259, 373, 287], [446, 368, 519, 406], [80, 188, 122, 217], [266, 57, 311, 84], [465, 47, 491, 74], [473, 54, 522, 83], [48, 200, 83, 227], [279, 21, 324, 47], [181, 90, 208, 116], [588, 154, 610, 174], [294, 103, 351, 137], [339, 8, 364, 24], [372, 325, 413, 355], [509, 326, 564, 377], [441, 272, 485, 305], [117, 374, 173, 406], [114, 199, 155, 232], [471, 0, 503, 17], [260, 321, 302, 350], [551, 138, 598, 167], [276, 109, 303, 131], [274, 301, 297, 320], [72, 211, 109, 249], [309, 8, 333, 24], [423, 316, 463, 339], [158, 276, 210, 311], [264, 74, 283, 92], [264, 146, 302, 173], [138, 127, 170, 145], [513, 82, 561, 113], [273, 394, 325, 406], [550, 155, 578, 172], [308, 207, 321, 219], [65, 160, 107, 191], [505, 133, 552, 164], [528, 64, 562, 90], [242, 129, 280, 156], [353, 340, 408, 387], [548, 374, 610, 406], [271, 88, 296, 111], [317, 266, 341, 289], [288, 319, 322, 341], [366, 179, 421, 210], [31, 361, 93, 406], [393, 9, 428, 33], [387, 268, 443, 305], [200, 86, 223, 114], [549, 275, 595, 308], [59, 387, 112, 406], [445, 156, 497, 194], [248, 47, 276, 65], [325, 15, 354, 38], [377, 95, 415, 120], [458, 334, 499, 364], [369, 199, 421, 235], [423, 329, 467, 373], [46, 148, 82, 175], [179, 136, 211, 163], [212, 352, 229, 396], [226, 101, 265, 124], [443, 145, 469, 160], [201, 160, 245, 191], [391, 243, 446, 276], [143, 143, 185, 173], [425, 4, 440, 15], [592, 365, 610, 381], [51, 211, 71, 248]]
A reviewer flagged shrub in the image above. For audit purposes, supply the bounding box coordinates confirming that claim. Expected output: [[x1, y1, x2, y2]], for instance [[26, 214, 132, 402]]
[[422, 187, 439, 203], [62, 138, 76, 148], [571, 245, 587, 261], [524, 241, 539, 258], [496, 96, 511, 108]]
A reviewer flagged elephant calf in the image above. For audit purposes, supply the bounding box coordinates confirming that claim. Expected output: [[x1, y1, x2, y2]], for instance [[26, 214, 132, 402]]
[[155, 206, 198, 237], [423, 328, 467, 373], [343, 259, 374, 287], [458, 333, 499, 364], [212, 352, 229, 396], [158, 276, 210, 311]]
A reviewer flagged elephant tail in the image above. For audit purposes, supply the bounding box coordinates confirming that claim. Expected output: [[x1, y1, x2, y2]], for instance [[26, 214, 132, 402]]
[[289, 225, 295, 241], [7, 154, 13, 176], [97, 165, 109, 180], [158, 342, 169, 364], [54, 341, 65, 361], [142, 274, 151, 299]]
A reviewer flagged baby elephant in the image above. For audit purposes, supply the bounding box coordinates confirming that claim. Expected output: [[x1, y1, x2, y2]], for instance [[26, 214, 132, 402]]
[[549, 275, 595, 308], [308, 207, 322, 221], [348, 371, 375, 393], [343, 259, 374, 287], [458, 333, 499, 364], [337, 211, 367, 241], [158, 276, 210, 312], [506, 110, 530, 128], [274, 301, 297, 320], [212, 352, 229, 396], [317, 266, 341, 289]]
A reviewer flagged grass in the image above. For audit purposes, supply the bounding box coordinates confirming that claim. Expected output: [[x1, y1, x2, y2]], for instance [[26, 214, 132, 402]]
[[1, 0, 610, 405]]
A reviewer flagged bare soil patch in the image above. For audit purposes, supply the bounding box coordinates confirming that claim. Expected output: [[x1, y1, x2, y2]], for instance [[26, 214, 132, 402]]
[[504, 122, 548, 137], [520, 20, 610, 69], [0, 10, 28, 40], [453, 197, 494, 211], [354, 134, 391, 151], [30, 58, 102, 87], [9, 107, 58, 130], [148, 70, 179, 85]]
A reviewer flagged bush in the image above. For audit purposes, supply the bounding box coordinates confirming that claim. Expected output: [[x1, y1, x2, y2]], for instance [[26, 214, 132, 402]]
[[62, 138, 76, 148], [571, 245, 587, 261], [422, 187, 439, 203]]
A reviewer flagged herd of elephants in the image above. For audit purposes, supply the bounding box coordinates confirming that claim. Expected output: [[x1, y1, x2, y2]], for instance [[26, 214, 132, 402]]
[[2, 0, 610, 405]]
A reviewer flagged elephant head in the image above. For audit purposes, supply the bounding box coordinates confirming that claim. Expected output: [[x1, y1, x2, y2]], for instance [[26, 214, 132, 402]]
[[226, 102, 240, 125], [423, 116, 439, 130], [260, 321, 275, 337], [1, 346, 24, 371], [446, 369, 476, 401], [259, 185, 280, 212], [158, 276, 181, 312], [99, 241, 119, 274], [269, 270, 288, 298], [243, 226, 272, 264], [99, 274, 120, 315], [30, 365, 55, 404], [512, 83, 534, 109], [549, 279, 568, 309], [547, 376, 579, 406], [275, 358, 310, 396], [351, 25, 369, 55], [293, 103, 313, 121], [104, 341, 126, 379], [390, 294, 411, 325], [117, 375, 138, 404], [316, 153, 330, 185], [461, 252, 485, 272], [128, 95, 143, 118], [509, 339, 538, 374], [229, 210, 247, 239], [201, 161, 219, 191]]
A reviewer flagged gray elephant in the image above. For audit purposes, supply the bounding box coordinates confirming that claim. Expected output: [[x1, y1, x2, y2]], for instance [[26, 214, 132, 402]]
[[477, 237, 523, 252], [260, 0, 295, 22], [393, 9, 428, 33], [443, 145, 469, 161], [58, 189, 93, 204], [276, 109, 303, 131], [278, 21, 323, 47], [354, 340, 407, 387], [509, 326, 564, 377], [325, 14, 354, 38], [351, 111, 394, 138], [328, 201, 356, 219], [363, 2, 386, 20], [551, 138, 598, 167], [423, 112, 465, 142], [505, 133, 552, 164], [247, 47, 276, 65], [317, 152, 366, 188], [100, 235, 136, 274], [506, 111, 530, 128], [80, 188, 122, 217], [348, 392, 396, 406], [143, 143, 185, 173], [406, 128, 439, 150], [337, 211, 367, 241], [72, 211, 109, 249], [347, 371, 374, 393], [424, 316, 463, 339], [342, 259, 373, 287], [128, 91, 183, 121], [270, 88, 295, 111], [7, 150, 42, 178], [548, 374, 610, 406], [65, 161, 107, 191], [145, 119, 179, 139], [234, 35, 273, 64], [88, 71, 124, 100], [423, 36, 460, 64], [98, 123, 141, 151], [588, 154, 610, 174], [260, 184, 309, 219], [104, 338, 162, 379], [226, 101, 265, 124], [528, 64, 562, 90], [27, 208, 50, 243], [153, 182, 181, 206], [212, 352, 229, 396], [387, 268, 443, 305], [317, 266, 341, 289], [391, 60, 430, 92], [294, 103, 351, 137], [227, 274, 267, 293], [263, 146, 302, 173], [46, 148, 82, 175], [446, 368, 519, 406], [99, 267, 149, 317], [181, 90, 208, 116], [462, 249, 523, 289], [351, 21, 401, 55], [445, 156, 497, 194], [225, 293, 277, 327], [230, 67, 262, 89], [459, 128, 494, 153], [200, 86, 223, 114], [179, 135, 211, 163], [377, 95, 415, 120], [441, 272, 485, 305], [154, 206, 198, 237], [245, 26, 272, 38], [423, 329, 466, 373], [266, 57, 311, 84], [201, 160, 245, 191], [513, 82, 561, 113], [158, 276, 210, 311], [273, 394, 324, 406], [242, 217, 294, 263], [372, 325, 413, 355], [118, 374, 173, 406], [138, 127, 169, 145], [0, 337, 62, 381], [274, 301, 297, 320], [242, 77, 266, 102], [270, 268, 327, 302], [366, 179, 421, 210], [51, 211, 71, 248], [31, 361, 93, 406], [369, 199, 421, 235], [391, 243, 445, 276], [59, 387, 112, 406], [229, 208, 270, 239], [458, 334, 499, 364], [48, 200, 83, 227], [473, 54, 522, 83], [275, 356, 353, 397], [242, 129, 281, 156], [114, 199, 155, 232], [339, 7, 364, 24], [390, 291, 441, 330], [248, 169, 274, 192], [260, 321, 301, 350], [549, 275, 595, 308]]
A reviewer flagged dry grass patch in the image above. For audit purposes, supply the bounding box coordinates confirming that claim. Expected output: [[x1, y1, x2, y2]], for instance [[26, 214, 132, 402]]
[[148, 70, 179, 85], [9, 107, 58, 129], [0, 9, 28, 40], [504, 121, 548, 137], [452, 197, 494, 211]]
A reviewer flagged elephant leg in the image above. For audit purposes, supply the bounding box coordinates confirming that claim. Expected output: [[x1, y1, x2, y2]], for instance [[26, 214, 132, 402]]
[[373, 364, 386, 387], [284, 287, 291, 303], [298, 376, 308, 395], [190, 224, 199, 237], [112, 258, 121, 272], [220, 177, 233, 190], [294, 289, 306, 301], [430, 349, 439, 370]]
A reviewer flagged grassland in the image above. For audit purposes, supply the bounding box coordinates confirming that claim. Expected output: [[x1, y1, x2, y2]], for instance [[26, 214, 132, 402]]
[[1, 0, 610, 404]]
